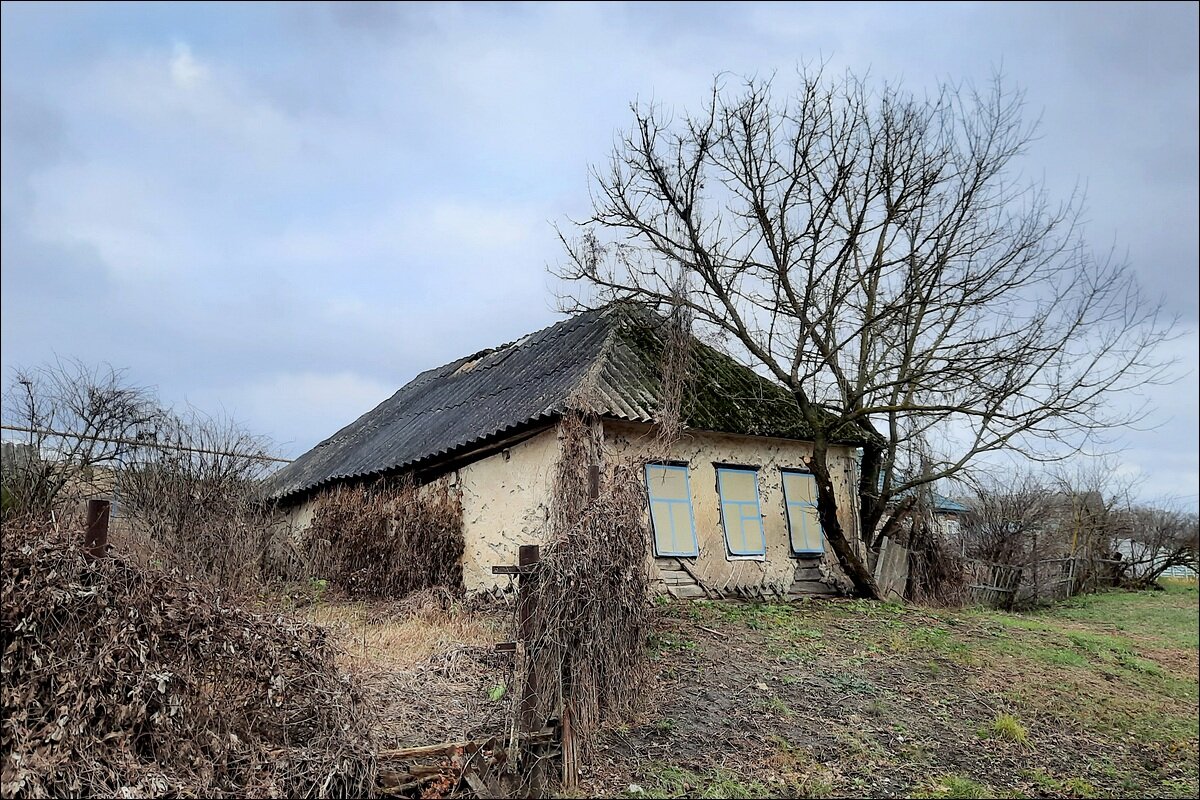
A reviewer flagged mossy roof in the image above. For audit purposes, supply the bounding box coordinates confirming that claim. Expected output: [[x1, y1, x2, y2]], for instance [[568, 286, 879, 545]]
[[269, 303, 865, 501]]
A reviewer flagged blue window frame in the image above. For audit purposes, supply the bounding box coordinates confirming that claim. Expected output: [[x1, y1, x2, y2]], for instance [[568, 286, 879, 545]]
[[781, 469, 824, 555], [716, 467, 766, 557], [644, 463, 699, 557]]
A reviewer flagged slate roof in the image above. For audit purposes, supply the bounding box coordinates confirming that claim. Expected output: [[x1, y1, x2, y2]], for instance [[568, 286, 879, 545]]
[[269, 304, 864, 502]]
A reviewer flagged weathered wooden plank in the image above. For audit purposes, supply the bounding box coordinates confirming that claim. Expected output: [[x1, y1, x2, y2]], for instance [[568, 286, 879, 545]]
[[492, 564, 537, 575], [789, 580, 834, 595], [379, 730, 551, 761]]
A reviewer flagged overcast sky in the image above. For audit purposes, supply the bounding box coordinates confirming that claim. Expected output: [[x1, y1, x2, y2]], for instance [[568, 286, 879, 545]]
[[2, 2, 1197, 506]]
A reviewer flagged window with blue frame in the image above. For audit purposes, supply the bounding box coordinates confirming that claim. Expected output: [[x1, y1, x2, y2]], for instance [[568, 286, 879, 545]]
[[716, 467, 766, 557], [781, 469, 824, 554], [644, 463, 699, 557]]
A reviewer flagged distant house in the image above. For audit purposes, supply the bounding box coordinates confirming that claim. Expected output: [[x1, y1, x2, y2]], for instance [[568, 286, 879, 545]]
[[270, 305, 871, 599]]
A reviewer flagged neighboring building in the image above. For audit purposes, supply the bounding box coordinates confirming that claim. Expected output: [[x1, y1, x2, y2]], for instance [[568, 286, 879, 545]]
[[270, 305, 870, 599]]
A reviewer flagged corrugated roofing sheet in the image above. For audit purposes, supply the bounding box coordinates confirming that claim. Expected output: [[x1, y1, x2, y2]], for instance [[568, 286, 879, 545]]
[[269, 304, 859, 501]]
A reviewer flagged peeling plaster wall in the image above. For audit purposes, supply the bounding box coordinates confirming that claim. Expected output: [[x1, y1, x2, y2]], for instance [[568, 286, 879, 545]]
[[604, 420, 859, 594], [456, 428, 559, 590], [278, 499, 317, 537], [277, 419, 858, 597]]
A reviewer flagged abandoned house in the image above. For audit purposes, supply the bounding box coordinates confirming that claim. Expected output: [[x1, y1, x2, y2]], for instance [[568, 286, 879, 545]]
[[269, 304, 870, 599]]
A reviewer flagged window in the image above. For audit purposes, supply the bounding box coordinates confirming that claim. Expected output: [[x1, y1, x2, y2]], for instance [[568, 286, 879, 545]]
[[782, 470, 824, 555], [717, 467, 766, 557], [645, 464, 699, 557]]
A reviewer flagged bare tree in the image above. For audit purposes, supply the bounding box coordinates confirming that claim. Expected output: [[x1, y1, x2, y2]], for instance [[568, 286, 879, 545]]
[[2, 359, 288, 590], [960, 472, 1055, 565], [1115, 504, 1199, 588], [555, 69, 1173, 598], [118, 407, 282, 590], [1, 359, 162, 521]]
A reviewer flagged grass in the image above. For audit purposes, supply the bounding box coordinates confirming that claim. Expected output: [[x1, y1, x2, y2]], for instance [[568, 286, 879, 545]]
[[984, 712, 1029, 745], [302, 597, 501, 671], [1021, 768, 1099, 798], [912, 774, 997, 799], [617, 582, 1198, 799], [627, 763, 773, 799]]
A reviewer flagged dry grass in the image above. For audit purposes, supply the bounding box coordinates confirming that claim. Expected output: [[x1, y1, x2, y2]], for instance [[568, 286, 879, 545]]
[[283, 589, 512, 750], [304, 594, 504, 674]]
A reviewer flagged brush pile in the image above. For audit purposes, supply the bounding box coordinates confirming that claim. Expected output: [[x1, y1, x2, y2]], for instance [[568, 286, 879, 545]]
[[305, 479, 464, 599], [0, 523, 376, 799]]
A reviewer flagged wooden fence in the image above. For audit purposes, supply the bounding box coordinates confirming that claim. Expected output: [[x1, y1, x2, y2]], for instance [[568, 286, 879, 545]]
[[966, 556, 1081, 609]]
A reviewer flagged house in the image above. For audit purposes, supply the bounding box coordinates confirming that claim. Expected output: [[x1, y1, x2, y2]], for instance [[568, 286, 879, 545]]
[[269, 305, 869, 599]]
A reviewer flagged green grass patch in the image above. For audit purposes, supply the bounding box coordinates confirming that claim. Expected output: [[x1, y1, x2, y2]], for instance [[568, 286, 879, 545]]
[[629, 763, 773, 799], [912, 774, 998, 799], [984, 712, 1029, 745], [1021, 768, 1099, 798], [1043, 587, 1199, 649]]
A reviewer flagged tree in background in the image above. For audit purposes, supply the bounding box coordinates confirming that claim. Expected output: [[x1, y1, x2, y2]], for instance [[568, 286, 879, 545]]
[[1116, 505, 1199, 588], [2, 360, 286, 590], [1, 359, 162, 522], [557, 69, 1173, 598]]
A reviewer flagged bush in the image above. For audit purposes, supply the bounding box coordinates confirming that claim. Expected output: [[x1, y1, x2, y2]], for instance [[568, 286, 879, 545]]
[[1, 523, 377, 799], [304, 478, 464, 599]]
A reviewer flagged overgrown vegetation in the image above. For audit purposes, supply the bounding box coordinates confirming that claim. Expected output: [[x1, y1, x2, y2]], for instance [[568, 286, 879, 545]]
[[521, 412, 652, 761], [0, 359, 292, 592], [1, 522, 376, 799], [304, 478, 465, 599]]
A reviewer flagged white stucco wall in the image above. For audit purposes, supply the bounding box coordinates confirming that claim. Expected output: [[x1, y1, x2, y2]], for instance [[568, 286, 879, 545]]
[[278, 419, 860, 596], [456, 428, 560, 589], [273, 427, 561, 592]]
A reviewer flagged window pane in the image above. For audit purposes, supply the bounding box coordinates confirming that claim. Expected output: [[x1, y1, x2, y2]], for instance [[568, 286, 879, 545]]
[[719, 469, 757, 502], [783, 471, 824, 553], [718, 467, 765, 555], [783, 471, 817, 503], [742, 510, 764, 551], [650, 501, 676, 554], [669, 503, 692, 545], [645, 465, 698, 557], [647, 465, 689, 501], [800, 505, 822, 551]]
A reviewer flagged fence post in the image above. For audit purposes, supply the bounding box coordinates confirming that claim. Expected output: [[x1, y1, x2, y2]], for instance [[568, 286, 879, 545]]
[[84, 499, 110, 559], [517, 544, 541, 738]]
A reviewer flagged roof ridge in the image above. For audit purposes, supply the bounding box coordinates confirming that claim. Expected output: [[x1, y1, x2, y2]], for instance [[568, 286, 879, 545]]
[[564, 311, 623, 414]]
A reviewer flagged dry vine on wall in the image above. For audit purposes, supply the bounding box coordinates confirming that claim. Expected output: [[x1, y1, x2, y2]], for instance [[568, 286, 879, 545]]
[[304, 478, 465, 599], [516, 413, 652, 771]]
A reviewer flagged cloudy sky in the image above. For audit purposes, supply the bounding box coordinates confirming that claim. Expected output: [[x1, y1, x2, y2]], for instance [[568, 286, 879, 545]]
[[2, 2, 1197, 506]]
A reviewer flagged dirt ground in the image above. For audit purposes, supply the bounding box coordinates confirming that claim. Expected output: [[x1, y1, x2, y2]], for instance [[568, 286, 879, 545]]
[[583, 586, 1200, 799], [309, 583, 1198, 799], [284, 589, 510, 749]]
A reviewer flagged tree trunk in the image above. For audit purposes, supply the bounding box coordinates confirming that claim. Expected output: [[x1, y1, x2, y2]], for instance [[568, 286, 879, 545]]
[[858, 438, 885, 549], [810, 436, 882, 600]]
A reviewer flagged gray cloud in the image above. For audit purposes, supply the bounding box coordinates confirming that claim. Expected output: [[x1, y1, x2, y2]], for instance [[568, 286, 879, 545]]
[[1, 2, 1195, 506]]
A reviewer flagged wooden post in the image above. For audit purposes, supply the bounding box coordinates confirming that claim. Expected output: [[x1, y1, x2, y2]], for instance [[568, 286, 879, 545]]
[[587, 464, 600, 501], [84, 499, 110, 559], [517, 544, 541, 736]]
